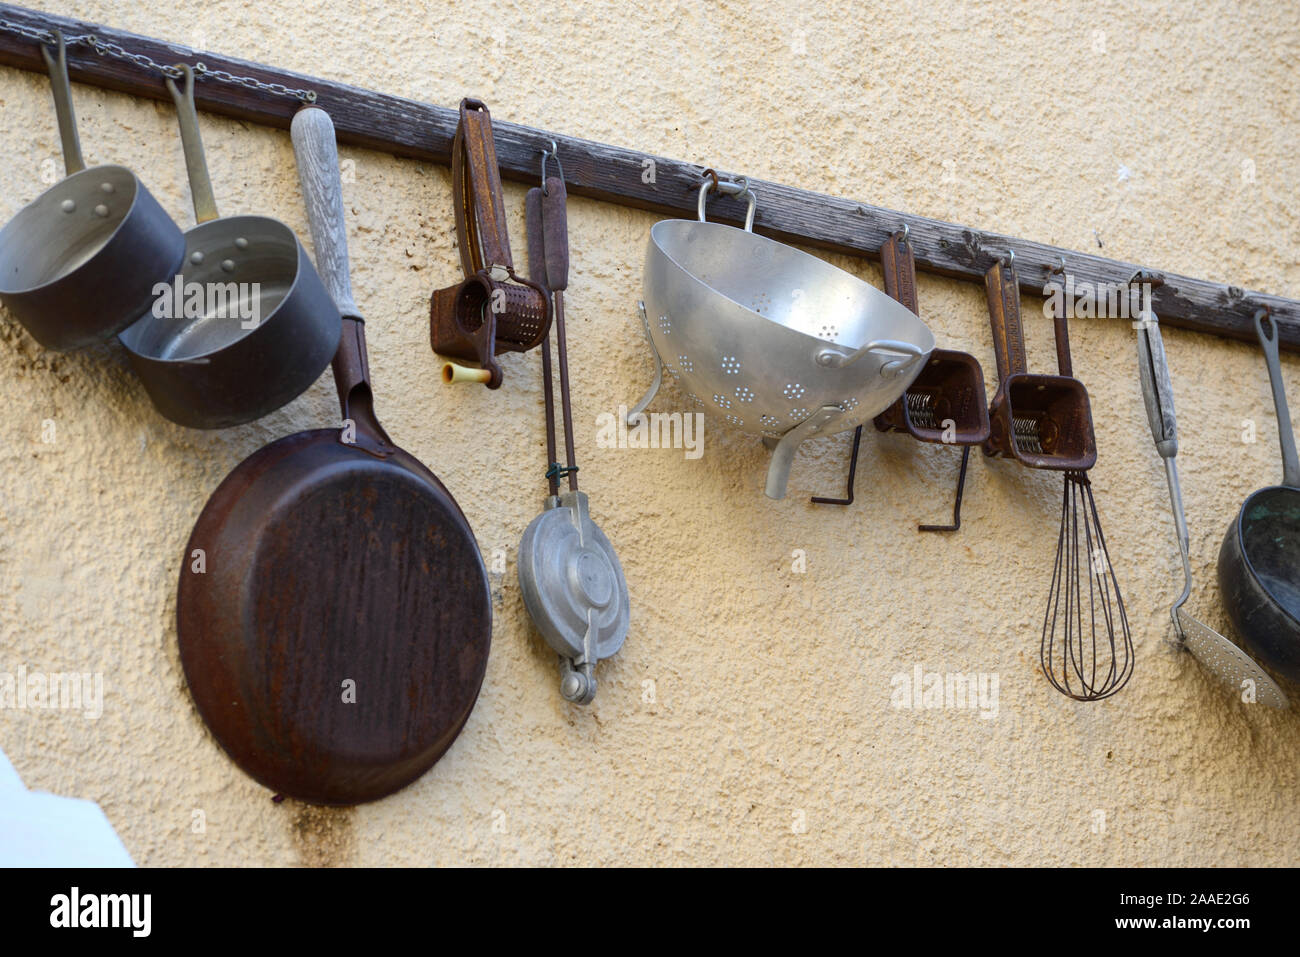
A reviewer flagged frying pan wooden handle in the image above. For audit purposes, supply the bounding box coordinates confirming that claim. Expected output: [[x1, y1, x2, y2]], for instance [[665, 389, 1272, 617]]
[[292, 106, 392, 455], [292, 107, 360, 318]]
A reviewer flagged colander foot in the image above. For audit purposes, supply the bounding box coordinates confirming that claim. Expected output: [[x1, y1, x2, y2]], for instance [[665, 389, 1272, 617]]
[[764, 405, 844, 500]]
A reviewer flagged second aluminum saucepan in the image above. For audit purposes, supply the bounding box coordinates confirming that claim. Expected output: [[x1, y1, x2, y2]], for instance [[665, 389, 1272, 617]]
[[0, 31, 184, 352], [117, 66, 339, 429]]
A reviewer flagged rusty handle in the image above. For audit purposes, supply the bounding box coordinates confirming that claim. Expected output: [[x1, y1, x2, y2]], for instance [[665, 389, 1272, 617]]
[[881, 230, 919, 315], [452, 98, 513, 277], [985, 257, 1028, 382], [1051, 291, 1074, 378]]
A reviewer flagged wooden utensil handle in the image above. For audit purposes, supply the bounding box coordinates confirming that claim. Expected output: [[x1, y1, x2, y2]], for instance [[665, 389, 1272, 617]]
[[292, 106, 359, 318], [292, 105, 391, 455]]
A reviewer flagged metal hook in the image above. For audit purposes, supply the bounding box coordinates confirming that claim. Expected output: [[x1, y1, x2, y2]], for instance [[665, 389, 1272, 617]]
[[1001, 248, 1015, 269], [540, 140, 563, 195], [1043, 255, 1066, 275], [900, 222, 910, 242]]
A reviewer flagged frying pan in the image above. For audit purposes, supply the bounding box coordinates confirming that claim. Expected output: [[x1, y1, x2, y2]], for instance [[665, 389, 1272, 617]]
[[118, 66, 340, 429], [0, 30, 184, 352], [176, 106, 492, 805], [1217, 310, 1300, 684]]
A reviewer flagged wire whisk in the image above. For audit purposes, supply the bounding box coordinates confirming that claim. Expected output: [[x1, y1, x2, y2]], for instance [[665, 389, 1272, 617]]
[[1041, 470, 1133, 701]]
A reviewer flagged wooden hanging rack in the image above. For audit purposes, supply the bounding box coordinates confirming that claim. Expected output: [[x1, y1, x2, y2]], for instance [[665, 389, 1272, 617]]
[[0, 2, 1295, 351]]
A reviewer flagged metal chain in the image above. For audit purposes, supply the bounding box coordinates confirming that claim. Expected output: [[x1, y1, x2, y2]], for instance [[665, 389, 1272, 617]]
[[0, 17, 316, 102]]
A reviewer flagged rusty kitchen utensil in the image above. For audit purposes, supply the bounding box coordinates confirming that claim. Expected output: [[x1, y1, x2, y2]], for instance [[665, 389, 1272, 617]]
[[814, 226, 989, 530], [1137, 297, 1286, 708], [630, 173, 934, 499], [431, 98, 550, 389], [177, 106, 491, 805], [517, 153, 629, 703], [0, 30, 185, 352], [1217, 308, 1300, 685], [117, 66, 340, 429], [983, 253, 1095, 470], [985, 254, 1131, 700]]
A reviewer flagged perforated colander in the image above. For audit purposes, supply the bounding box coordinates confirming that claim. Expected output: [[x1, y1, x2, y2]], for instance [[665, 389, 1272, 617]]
[[627, 177, 934, 498]]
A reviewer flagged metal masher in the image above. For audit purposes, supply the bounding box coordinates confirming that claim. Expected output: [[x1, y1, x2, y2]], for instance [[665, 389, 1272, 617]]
[[516, 149, 629, 704], [985, 254, 1133, 701], [1135, 286, 1287, 708]]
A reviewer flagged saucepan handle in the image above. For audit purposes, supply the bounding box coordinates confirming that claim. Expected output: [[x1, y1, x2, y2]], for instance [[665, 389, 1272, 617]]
[[39, 31, 84, 176], [1256, 309, 1300, 488], [165, 65, 219, 225]]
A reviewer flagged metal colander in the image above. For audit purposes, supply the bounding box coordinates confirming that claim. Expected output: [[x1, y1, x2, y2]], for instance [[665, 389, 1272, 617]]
[[628, 178, 934, 498]]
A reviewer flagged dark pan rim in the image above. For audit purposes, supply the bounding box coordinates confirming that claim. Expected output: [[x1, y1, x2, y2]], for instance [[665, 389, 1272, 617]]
[[1232, 483, 1300, 632]]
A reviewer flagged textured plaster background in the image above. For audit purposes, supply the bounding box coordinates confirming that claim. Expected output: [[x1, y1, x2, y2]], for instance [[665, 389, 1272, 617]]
[[1, 0, 1298, 866]]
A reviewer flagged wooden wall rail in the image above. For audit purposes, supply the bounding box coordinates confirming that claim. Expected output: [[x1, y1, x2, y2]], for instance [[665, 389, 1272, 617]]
[[0, 2, 1295, 350]]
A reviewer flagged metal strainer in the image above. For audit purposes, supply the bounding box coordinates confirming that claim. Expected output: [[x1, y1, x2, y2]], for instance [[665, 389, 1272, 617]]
[[627, 175, 934, 498], [1137, 300, 1288, 708]]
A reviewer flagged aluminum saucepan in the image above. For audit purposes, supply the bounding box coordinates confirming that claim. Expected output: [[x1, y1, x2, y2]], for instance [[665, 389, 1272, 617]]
[[628, 177, 934, 498], [0, 30, 184, 352], [117, 65, 339, 429], [1217, 309, 1300, 683]]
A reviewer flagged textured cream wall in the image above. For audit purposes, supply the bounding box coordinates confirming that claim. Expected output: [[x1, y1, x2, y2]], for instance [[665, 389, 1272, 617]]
[[1, 0, 1298, 866]]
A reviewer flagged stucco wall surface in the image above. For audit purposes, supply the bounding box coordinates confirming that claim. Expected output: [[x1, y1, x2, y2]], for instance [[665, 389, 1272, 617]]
[[1, 0, 1298, 866]]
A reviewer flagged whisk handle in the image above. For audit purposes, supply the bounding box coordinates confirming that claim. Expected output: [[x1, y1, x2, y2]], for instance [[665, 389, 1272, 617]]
[[1137, 311, 1178, 459]]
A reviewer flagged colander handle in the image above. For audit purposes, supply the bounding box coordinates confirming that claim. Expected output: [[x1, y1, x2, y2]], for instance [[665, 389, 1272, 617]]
[[697, 176, 756, 231], [816, 339, 926, 378]]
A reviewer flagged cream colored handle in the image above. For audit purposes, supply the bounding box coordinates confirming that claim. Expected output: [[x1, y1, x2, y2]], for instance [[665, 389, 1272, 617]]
[[442, 361, 492, 385]]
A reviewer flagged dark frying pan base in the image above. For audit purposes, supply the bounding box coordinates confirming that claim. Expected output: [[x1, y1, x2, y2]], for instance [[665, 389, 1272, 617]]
[[178, 430, 492, 805]]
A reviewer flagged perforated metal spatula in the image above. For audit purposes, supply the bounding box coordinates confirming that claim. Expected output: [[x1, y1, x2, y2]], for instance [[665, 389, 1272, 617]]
[[1137, 307, 1288, 709]]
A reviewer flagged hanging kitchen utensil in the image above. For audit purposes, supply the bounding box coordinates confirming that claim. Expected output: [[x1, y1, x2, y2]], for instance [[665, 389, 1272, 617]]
[[117, 65, 340, 429], [1136, 292, 1286, 707], [629, 172, 934, 499], [431, 98, 551, 389], [1217, 307, 1300, 685], [177, 106, 492, 805], [813, 225, 989, 529], [984, 254, 1131, 700], [517, 151, 629, 704], [0, 30, 185, 351]]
